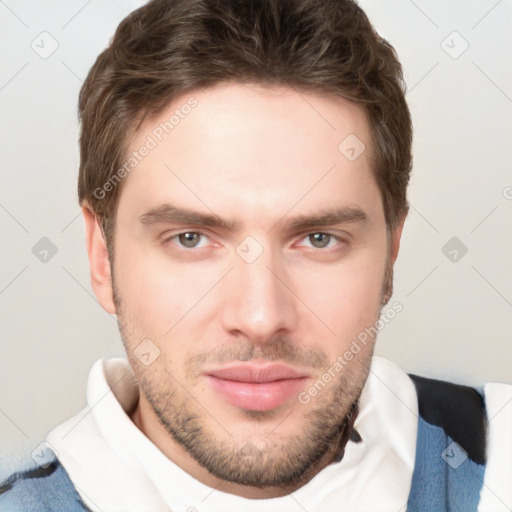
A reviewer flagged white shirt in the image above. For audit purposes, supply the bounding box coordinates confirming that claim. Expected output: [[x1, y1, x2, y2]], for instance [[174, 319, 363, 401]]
[[45, 356, 512, 512]]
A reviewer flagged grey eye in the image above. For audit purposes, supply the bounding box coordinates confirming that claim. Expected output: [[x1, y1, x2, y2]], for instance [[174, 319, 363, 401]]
[[178, 232, 202, 248], [309, 233, 332, 248]]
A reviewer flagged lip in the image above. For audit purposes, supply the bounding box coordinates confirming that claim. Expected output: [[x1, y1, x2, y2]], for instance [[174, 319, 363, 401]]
[[206, 363, 309, 383], [204, 363, 310, 412]]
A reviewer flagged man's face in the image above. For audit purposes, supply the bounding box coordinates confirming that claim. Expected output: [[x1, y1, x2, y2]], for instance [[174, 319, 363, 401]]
[[107, 83, 394, 495]]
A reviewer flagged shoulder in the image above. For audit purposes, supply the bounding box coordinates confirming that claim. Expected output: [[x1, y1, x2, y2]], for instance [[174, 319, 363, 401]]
[[405, 373, 489, 510], [0, 445, 91, 512], [405, 372, 512, 510], [408, 372, 487, 464]]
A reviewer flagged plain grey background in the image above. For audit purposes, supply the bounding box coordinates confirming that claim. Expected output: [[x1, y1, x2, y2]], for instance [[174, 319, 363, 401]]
[[1, 0, 511, 457]]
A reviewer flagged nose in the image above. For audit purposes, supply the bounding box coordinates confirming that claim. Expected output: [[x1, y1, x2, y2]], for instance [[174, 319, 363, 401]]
[[220, 241, 298, 345]]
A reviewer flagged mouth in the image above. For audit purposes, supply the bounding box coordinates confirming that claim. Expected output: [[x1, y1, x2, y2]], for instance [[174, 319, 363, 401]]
[[203, 362, 310, 412]]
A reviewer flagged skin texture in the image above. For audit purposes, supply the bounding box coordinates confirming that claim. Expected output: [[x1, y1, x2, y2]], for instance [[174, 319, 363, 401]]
[[82, 82, 405, 499]]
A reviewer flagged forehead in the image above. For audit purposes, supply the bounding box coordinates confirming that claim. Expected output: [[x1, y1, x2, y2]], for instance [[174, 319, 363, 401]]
[[117, 82, 380, 226]]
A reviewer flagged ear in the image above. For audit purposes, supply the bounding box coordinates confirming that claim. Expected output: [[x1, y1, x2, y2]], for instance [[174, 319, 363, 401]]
[[381, 211, 407, 307], [389, 211, 407, 264], [82, 205, 116, 314]]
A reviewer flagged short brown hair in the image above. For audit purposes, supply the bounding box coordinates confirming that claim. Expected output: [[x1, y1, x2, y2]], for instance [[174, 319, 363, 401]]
[[78, 0, 412, 258]]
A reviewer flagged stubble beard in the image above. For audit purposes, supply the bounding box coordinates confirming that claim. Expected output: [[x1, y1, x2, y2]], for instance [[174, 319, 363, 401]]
[[134, 353, 369, 490]]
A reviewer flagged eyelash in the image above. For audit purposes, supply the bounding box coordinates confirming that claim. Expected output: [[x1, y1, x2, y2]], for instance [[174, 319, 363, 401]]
[[162, 231, 347, 252]]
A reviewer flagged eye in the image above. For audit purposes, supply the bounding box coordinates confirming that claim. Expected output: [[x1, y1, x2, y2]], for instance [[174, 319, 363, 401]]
[[297, 232, 345, 250], [165, 231, 210, 249]]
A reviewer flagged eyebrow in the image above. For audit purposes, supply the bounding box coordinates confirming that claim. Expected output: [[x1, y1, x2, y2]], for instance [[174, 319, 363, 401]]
[[139, 203, 368, 232]]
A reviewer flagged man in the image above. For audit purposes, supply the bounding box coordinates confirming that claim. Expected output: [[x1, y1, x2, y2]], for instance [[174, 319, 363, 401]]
[[1, 0, 511, 510]]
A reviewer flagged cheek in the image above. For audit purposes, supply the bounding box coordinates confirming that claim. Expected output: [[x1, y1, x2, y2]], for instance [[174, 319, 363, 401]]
[[301, 251, 386, 352], [299, 248, 385, 311], [113, 242, 188, 334], [114, 244, 231, 353]]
